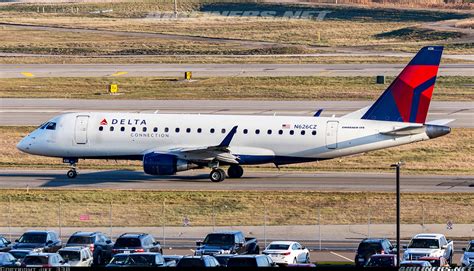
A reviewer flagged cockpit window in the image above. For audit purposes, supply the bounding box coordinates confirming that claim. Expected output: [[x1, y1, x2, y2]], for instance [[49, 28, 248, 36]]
[[45, 122, 56, 130], [39, 122, 49, 129]]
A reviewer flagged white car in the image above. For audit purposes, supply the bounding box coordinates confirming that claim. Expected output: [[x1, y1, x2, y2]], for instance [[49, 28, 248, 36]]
[[58, 246, 93, 267], [461, 240, 474, 267], [403, 233, 454, 264], [262, 241, 310, 264], [21, 253, 69, 267]]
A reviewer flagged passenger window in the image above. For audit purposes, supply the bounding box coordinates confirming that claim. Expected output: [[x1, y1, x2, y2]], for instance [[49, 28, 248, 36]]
[[143, 127, 147, 132], [153, 127, 158, 132], [165, 127, 169, 132], [45, 122, 56, 130], [110, 126, 114, 131], [222, 128, 226, 133], [210, 128, 215, 133], [175, 128, 180, 133], [301, 130, 306, 135], [312, 130, 317, 135], [99, 126, 103, 131], [289, 130, 294, 135], [267, 129, 272, 135], [278, 130, 283, 135], [121, 127, 125, 132], [131, 127, 136, 132], [243, 129, 248, 134], [197, 128, 202, 133], [255, 129, 260, 134], [186, 128, 191, 133]]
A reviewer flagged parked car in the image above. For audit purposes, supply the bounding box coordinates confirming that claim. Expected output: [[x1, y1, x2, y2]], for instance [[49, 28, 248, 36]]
[[0, 252, 19, 267], [112, 233, 162, 255], [0, 236, 12, 252], [286, 263, 317, 267], [403, 233, 454, 264], [365, 254, 397, 268], [58, 246, 93, 267], [400, 260, 432, 267], [176, 255, 220, 268], [419, 256, 449, 267], [461, 240, 474, 267], [263, 241, 310, 265], [106, 252, 166, 268], [195, 231, 259, 256], [66, 231, 113, 265], [163, 255, 183, 267], [226, 255, 276, 267], [8, 249, 31, 262], [13, 230, 62, 253], [354, 238, 395, 267], [21, 253, 69, 267], [213, 254, 235, 267]]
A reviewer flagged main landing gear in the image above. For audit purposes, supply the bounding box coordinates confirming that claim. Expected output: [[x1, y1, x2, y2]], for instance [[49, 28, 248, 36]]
[[64, 158, 78, 179], [208, 162, 244, 182]]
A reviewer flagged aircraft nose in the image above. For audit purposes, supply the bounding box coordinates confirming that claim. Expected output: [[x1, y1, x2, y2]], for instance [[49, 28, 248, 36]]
[[16, 137, 31, 153]]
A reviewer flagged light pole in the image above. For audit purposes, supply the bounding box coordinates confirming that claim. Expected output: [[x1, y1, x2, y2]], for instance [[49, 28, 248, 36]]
[[391, 161, 403, 268], [174, 0, 178, 19]]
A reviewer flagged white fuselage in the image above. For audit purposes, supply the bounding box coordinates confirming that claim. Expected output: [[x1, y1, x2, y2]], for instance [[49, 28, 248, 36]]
[[18, 112, 429, 165]]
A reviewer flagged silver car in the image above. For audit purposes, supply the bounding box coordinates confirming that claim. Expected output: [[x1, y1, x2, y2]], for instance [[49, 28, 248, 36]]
[[461, 240, 474, 267]]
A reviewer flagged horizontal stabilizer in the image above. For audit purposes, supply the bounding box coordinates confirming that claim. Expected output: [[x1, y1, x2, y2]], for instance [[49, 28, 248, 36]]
[[425, 119, 455, 126], [380, 125, 425, 136]]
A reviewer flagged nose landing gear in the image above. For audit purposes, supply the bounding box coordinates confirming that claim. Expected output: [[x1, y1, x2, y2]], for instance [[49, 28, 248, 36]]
[[63, 158, 78, 179], [67, 169, 77, 179]]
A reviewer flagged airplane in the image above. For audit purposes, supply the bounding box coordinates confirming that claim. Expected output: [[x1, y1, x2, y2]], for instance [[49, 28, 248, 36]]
[[17, 46, 452, 182]]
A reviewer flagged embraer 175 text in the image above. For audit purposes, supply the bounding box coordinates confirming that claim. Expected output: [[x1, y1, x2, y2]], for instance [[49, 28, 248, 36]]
[[17, 46, 452, 182]]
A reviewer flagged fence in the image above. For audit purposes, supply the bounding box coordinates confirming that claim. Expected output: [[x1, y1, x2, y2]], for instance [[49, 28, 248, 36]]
[[0, 197, 471, 249]]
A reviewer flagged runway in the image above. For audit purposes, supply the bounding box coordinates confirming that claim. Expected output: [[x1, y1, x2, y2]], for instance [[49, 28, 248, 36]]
[[0, 169, 472, 192], [0, 63, 473, 78], [1, 99, 472, 127]]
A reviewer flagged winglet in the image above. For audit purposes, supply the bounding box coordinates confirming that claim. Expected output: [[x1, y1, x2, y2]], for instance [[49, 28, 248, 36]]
[[218, 126, 238, 147], [314, 109, 323, 117]]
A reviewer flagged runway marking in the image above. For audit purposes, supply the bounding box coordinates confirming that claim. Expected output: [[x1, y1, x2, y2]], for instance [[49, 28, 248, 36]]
[[330, 251, 354, 262], [110, 71, 128, 77], [20, 72, 34, 77]]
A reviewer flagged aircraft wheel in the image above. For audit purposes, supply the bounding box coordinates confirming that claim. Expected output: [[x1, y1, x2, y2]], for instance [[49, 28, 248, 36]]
[[210, 168, 225, 182], [227, 165, 244, 178], [67, 169, 77, 179]]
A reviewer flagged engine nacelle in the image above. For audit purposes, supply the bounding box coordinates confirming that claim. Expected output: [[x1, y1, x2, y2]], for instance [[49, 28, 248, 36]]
[[143, 152, 193, 175]]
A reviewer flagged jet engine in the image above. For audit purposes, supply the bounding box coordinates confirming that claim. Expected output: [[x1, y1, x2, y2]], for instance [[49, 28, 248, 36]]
[[143, 152, 195, 175]]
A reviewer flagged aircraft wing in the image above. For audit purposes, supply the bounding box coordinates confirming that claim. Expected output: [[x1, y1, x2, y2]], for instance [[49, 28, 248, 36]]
[[168, 126, 240, 164]]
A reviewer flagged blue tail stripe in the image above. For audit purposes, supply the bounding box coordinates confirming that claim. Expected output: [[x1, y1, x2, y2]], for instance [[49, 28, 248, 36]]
[[361, 82, 401, 121], [408, 46, 443, 65], [409, 76, 437, 123]]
